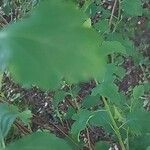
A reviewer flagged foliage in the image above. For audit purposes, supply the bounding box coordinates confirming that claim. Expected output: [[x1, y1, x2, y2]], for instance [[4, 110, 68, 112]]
[[0, 0, 106, 89], [0, 0, 149, 150], [6, 132, 72, 150]]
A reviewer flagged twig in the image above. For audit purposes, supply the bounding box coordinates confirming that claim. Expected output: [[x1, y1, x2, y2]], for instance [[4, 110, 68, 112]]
[[86, 127, 93, 150], [15, 120, 32, 134], [109, 0, 118, 27], [0, 13, 8, 25], [66, 98, 77, 111]]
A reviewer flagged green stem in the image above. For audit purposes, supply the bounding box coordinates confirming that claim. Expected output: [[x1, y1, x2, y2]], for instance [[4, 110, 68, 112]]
[[56, 108, 64, 126], [1, 138, 6, 149], [126, 128, 129, 150], [69, 86, 80, 110], [112, 0, 122, 32], [109, 0, 118, 27], [102, 97, 126, 150]]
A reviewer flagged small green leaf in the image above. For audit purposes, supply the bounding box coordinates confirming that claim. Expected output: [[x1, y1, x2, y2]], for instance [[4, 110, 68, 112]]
[[0, 104, 18, 140], [92, 64, 125, 105], [18, 110, 32, 125], [71, 109, 94, 140], [114, 106, 124, 122], [83, 18, 91, 28], [86, 2, 97, 16], [133, 85, 144, 99], [107, 33, 135, 56], [92, 82, 122, 105], [94, 20, 109, 33], [114, 66, 126, 78], [90, 110, 112, 132], [100, 41, 126, 57], [122, 0, 142, 16], [82, 95, 100, 108], [6, 132, 72, 150]]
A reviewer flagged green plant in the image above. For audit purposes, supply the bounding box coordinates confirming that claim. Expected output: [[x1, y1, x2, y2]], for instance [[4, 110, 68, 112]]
[[0, 0, 149, 150]]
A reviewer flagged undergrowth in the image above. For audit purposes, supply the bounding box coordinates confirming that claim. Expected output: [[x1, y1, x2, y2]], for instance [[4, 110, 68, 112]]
[[0, 0, 150, 150]]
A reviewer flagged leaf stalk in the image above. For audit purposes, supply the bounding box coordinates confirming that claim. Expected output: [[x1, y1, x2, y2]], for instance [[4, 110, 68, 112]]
[[102, 96, 126, 150]]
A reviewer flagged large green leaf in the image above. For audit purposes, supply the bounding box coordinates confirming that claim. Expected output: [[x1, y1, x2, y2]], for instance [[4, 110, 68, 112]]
[[0, 0, 105, 89], [6, 132, 72, 150]]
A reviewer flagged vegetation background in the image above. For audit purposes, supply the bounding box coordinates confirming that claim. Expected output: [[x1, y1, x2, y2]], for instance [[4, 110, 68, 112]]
[[0, 0, 149, 150]]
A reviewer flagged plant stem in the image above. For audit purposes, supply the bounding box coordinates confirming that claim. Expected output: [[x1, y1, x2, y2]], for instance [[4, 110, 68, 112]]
[[0, 14, 8, 25], [86, 127, 93, 150], [56, 108, 64, 126], [109, 0, 118, 27], [102, 96, 126, 150], [126, 128, 129, 150], [1, 138, 6, 149], [68, 86, 80, 110]]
